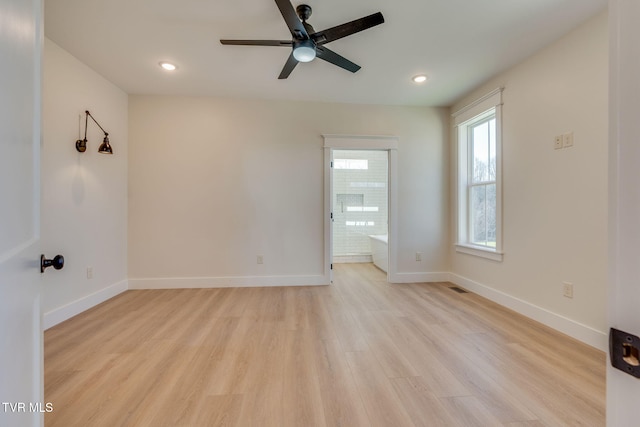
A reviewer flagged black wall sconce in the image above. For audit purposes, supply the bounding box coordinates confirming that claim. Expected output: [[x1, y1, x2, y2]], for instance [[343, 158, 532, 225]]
[[75, 110, 113, 154]]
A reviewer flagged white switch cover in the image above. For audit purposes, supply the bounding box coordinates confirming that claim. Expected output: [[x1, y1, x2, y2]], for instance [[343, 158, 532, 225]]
[[563, 132, 574, 148], [562, 282, 573, 298]]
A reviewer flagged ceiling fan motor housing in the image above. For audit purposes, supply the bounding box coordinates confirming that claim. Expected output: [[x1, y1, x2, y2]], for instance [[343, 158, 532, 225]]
[[296, 4, 312, 21]]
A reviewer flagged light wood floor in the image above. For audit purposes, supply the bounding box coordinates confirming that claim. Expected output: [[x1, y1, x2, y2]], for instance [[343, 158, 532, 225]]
[[45, 263, 605, 426]]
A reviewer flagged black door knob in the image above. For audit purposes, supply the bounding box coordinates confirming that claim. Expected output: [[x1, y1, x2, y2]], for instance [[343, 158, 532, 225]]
[[41, 254, 64, 273]]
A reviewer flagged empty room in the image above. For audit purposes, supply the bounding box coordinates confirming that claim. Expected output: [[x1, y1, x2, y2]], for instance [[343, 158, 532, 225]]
[[2, 0, 639, 426]]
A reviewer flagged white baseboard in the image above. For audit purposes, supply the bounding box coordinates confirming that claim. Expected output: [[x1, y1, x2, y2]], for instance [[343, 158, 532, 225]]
[[42, 270, 607, 352], [449, 273, 608, 351], [43, 279, 128, 330], [129, 274, 330, 289], [389, 272, 450, 283]]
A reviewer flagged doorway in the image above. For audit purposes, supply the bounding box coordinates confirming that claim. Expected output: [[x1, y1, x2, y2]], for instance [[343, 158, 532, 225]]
[[331, 149, 389, 271], [323, 135, 398, 284]]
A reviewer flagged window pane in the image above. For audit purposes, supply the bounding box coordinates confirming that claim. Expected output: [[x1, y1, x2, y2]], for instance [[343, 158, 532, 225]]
[[489, 118, 496, 181], [470, 185, 486, 244], [472, 121, 489, 183], [346, 206, 379, 212], [486, 183, 496, 246], [470, 184, 496, 247], [334, 159, 368, 170]]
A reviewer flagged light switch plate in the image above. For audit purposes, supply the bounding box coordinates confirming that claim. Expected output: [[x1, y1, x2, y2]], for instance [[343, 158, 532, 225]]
[[563, 132, 574, 148]]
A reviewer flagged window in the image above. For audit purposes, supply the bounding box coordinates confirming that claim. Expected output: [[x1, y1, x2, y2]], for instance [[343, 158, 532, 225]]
[[333, 159, 368, 170], [346, 206, 379, 212], [453, 88, 503, 261], [469, 114, 496, 247]]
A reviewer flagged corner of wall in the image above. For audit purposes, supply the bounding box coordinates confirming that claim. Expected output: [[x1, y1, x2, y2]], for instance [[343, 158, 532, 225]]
[[448, 273, 607, 351], [44, 279, 128, 330]]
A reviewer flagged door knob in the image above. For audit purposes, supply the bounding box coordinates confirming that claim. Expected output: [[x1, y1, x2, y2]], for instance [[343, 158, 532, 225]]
[[41, 254, 64, 273]]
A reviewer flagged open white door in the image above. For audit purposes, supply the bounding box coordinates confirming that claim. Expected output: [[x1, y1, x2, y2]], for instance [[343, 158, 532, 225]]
[[608, 1, 640, 425], [0, 0, 45, 426]]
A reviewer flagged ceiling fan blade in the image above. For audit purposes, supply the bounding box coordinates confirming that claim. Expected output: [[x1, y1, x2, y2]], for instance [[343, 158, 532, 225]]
[[316, 46, 361, 73], [220, 40, 292, 46], [278, 52, 299, 79], [311, 12, 384, 45], [274, 0, 309, 39]]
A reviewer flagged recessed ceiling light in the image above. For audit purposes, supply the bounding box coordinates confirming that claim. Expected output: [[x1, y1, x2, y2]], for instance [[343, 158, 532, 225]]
[[412, 74, 428, 83], [159, 62, 177, 71]]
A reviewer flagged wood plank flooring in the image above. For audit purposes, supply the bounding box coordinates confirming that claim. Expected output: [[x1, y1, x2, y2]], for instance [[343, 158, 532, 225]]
[[44, 263, 605, 426]]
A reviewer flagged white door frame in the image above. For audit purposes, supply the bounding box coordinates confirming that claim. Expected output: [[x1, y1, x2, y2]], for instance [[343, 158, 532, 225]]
[[607, 0, 640, 424], [323, 135, 398, 283]]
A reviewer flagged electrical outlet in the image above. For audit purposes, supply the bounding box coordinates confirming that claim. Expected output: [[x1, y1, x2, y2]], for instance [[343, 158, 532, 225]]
[[554, 135, 563, 150], [257, 255, 264, 265], [87, 267, 93, 279], [563, 132, 574, 148], [562, 282, 573, 298], [415, 252, 422, 262]]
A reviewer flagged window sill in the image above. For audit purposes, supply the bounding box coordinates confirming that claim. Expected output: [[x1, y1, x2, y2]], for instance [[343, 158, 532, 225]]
[[455, 244, 503, 262]]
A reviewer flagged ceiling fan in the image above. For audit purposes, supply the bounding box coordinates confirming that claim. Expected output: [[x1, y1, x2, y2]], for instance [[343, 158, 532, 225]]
[[220, 0, 384, 79]]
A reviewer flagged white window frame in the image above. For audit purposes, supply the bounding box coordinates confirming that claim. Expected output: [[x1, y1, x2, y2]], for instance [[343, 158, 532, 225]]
[[453, 88, 504, 261]]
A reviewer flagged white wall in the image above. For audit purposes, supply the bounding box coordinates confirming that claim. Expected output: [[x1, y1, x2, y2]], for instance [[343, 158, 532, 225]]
[[450, 13, 608, 349], [128, 97, 449, 287], [42, 39, 128, 327]]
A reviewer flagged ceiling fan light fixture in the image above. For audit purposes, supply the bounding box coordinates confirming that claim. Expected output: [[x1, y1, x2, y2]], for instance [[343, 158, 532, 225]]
[[293, 40, 316, 63]]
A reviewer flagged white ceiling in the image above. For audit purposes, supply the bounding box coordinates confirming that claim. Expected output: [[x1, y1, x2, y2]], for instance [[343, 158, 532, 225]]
[[44, 0, 606, 107]]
